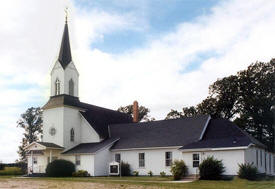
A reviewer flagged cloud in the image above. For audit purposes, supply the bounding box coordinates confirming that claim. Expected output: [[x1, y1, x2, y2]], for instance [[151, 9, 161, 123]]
[[1, 0, 275, 162]]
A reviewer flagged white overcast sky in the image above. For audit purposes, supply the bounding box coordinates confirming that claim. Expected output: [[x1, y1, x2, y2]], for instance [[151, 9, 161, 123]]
[[1, 0, 275, 163]]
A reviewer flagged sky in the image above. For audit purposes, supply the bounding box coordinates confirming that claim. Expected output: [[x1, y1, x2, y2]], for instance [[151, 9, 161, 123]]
[[1, 0, 275, 163]]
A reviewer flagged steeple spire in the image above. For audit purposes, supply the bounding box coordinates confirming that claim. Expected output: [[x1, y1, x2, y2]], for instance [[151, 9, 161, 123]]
[[58, 9, 72, 69]]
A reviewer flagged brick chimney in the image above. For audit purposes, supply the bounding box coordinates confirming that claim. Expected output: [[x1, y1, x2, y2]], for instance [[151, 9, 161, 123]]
[[133, 101, 139, 123]]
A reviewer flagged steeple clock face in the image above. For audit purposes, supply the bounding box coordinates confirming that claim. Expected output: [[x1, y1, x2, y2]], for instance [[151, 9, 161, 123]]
[[49, 127, 56, 136]]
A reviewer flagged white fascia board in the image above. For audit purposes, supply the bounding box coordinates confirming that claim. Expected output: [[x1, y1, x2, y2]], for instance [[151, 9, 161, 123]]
[[111, 146, 183, 152], [180, 146, 249, 152], [24, 142, 46, 150], [199, 115, 211, 140]]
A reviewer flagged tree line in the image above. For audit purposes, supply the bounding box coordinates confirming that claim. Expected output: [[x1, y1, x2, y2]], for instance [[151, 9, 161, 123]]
[[17, 59, 275, 161]]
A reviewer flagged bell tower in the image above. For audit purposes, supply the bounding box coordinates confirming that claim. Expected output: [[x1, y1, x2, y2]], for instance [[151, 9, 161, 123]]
[[50, 15, 79, 97]]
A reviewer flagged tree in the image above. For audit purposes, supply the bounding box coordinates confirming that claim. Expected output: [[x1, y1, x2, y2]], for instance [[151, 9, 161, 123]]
[[166, 59, 275, 151], [17, 107, 43, 161], [117, 104, 155, 122]]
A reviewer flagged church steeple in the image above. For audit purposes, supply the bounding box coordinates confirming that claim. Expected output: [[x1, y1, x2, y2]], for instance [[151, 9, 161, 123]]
[[50, 11, 79, 98], [58, 15, 72, 69]]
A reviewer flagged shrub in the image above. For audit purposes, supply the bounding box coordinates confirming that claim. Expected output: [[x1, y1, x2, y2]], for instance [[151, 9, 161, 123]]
[[160, 171, 166, 177], [72, 170, 90, 177], [46, 159, 75, 177], [0, 164, 4, 170], [148, 170, 153, 177], [238, 163, 258, 180], [170, 160, 188, 180], [121, 161, 131, 176], [0, 167, 23, 175], [133, 171, 139, 176], [199, 156, 225, 180]]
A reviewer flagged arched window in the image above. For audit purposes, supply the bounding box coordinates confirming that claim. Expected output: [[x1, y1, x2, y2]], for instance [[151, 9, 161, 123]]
[[55, 79, 60, 95], [70, 128, 74, 142], [69, 79, 74, 96]]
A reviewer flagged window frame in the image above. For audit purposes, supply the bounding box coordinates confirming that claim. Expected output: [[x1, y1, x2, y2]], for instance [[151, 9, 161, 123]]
[[192, 153, 200, 168], [165, 152, 172, 167], [256, 150, 258, 167], [260, 150, 263, 167], [115, 153, 121, 163], [70, 128, 75, 142], [75, 155, 80, 166], [69, 79, 74, 96], [33, 157, 37, 164], [55, 79, 60, 95], [138, 153, 145, 168]]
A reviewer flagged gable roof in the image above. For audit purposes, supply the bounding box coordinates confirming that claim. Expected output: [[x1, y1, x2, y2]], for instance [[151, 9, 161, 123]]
[[62, 138, 119, 155], [36, 142, 63, 149], [43, 94, 133, 139], [110, 115, 210, 150], [58, 21, 72, 69], [180, 118, 266, 150]]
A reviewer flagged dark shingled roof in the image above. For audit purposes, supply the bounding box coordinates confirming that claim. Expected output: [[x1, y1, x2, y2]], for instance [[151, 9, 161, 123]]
[[58, 21, 72, 69], [62, 138, 119, 154], [110, 115, 210, 150], [43, 94, 132, 139], [37, 142, 63, 149], [180, 118, 266, 150]]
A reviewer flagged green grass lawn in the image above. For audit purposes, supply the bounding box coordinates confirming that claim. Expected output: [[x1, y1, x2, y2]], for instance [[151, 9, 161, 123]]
[[15, 176, 274, 189]]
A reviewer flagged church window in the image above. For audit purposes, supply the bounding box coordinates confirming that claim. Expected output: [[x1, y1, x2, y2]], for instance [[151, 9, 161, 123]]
[[138, 153, 145, 168], [193, 153, 200, 168], [49, 127, 56, 136], [55, 79, 60, 95], [256, 150, 258, 166], [69, 79, 74, 96], [165, 152, 172, 166], [33, 157, 37, 164], [70, 128, 75, 142], [75, 155, 80, 166], [115, 153, 121, 163]]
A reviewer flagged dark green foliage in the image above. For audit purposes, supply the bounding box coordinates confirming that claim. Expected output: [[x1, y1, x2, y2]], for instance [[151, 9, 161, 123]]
[[199, 156, 225, 180], [148, 170, 153, 176], [0, 167, 23, 175], [160, 171, 166, 177], [121, 161, 131, 176], [170, 160, 188, 180], [72, 170, 90, 177], [238, 163, 258, 180], [17, 107, 43, 162], [46, 159, 75, 177], [166, 60, 275, 151], [133, 170, 139, 176], [117, 104, 155, 122], [0, 163, 4, 170]]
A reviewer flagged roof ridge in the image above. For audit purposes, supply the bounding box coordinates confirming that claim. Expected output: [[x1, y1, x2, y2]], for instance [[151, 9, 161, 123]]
[[110, 114, 210, 127]]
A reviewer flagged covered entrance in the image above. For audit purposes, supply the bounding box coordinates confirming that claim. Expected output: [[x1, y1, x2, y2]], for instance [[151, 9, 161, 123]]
[[25, 142, 63, 174]]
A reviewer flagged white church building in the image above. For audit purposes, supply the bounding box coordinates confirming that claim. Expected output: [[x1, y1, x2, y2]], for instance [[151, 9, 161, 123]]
[[25, 19, 275, 177]]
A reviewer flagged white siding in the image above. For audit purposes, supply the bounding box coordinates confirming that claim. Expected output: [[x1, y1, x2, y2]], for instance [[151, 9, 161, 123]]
[[62, 155, 95, 176], [244, 147, 275, 175], [63, 107, 82, 149], [80, 116, 100, 143], [94, 147, 113, 176], [42, 107, 64, 147], [111, 148, 182, 176]]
